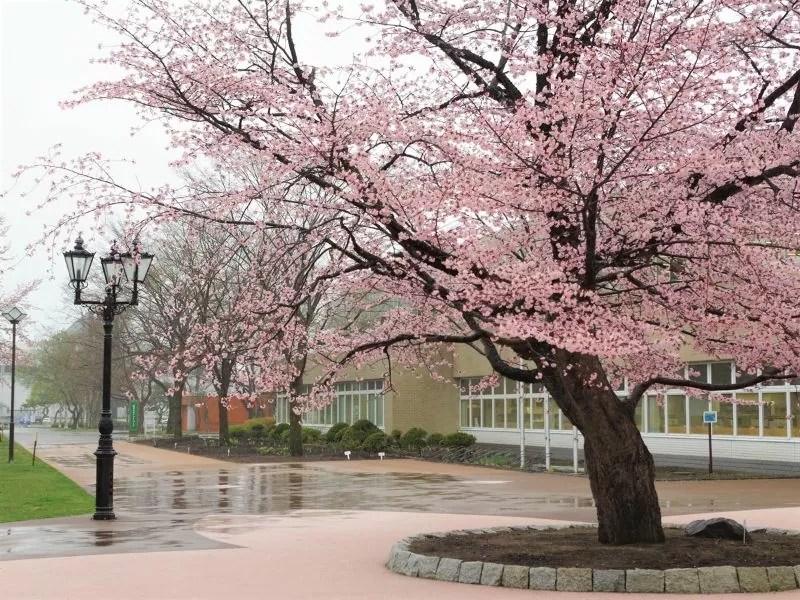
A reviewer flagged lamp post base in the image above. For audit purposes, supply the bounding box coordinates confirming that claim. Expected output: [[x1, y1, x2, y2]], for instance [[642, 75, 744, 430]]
[[93, 510, 116, 521], [94, 443, 117, 521]]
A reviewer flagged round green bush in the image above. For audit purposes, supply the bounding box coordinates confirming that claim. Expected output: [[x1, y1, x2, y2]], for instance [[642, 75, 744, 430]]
[[340, 419, 379, 446], [339, 427, 362, 448], [427, 433, 444, 446], [441, 432, 477, 447], [229, 425, 248, 443], [400, 427, 428, 450], [302, 427, 322, 443], [350, 419, 379, 435], [271, 422, 290, 441], [324, 422, 350, 443], [243, 416, 276, 428], [362, 431, 389, 452]]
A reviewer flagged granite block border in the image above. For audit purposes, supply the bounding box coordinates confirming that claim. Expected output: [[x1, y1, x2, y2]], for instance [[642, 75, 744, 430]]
[[386, 524, 800, 593]]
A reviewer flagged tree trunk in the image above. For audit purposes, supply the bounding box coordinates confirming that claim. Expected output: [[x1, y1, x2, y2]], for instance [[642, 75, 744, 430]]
[[218, 397, 230, 446], [288, 405, 303, 457], [168, 384, 184, 439], [217, 359, 233, 446], [582, 411, 664, 544], [287, 362, 307, 458], [541, 350, 665, 545], [137, 400, 145, 435]]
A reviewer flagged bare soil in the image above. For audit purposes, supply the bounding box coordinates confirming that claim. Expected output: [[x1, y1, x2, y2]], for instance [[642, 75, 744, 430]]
[[409, 527, 800, 569]]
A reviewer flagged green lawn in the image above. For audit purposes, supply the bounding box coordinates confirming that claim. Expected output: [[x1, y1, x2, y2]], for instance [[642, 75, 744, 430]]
[[0, 437, 93, 522]]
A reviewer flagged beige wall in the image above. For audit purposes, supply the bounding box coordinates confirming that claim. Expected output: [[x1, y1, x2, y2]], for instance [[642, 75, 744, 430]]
[[385, 365, 460, 435], [301, 348, 461, 434]]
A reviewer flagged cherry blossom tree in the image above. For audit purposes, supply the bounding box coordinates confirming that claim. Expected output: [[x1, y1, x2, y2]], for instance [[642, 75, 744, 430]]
[[17, 0, 800, 544]]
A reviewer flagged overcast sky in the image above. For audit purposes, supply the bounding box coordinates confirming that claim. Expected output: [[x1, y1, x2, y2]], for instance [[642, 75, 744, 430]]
[[1, 0, 177, 338], [1, 0, 374, 342]]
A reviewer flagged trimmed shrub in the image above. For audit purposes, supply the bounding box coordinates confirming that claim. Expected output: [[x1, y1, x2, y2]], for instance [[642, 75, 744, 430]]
[[400, 427, 428, 450], [324, 422, 350, 443], [388, 429, 402, 447], [229, 425, 248, 443], [350, 419, 379, 434], [339, 427, 361, 448], [427, 433, 444, 446], [441, 432, 477, 447], [339, 419, 379, 447], [280, 428, 291, 442], [302, 427, 322, 443], [362, 431, 389, 452], [242, 416, 276, 431], [271, 422, 290, 441]]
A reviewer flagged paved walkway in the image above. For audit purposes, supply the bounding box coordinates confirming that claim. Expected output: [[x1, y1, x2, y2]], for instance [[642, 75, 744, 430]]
[[3, 433, 800, 598]]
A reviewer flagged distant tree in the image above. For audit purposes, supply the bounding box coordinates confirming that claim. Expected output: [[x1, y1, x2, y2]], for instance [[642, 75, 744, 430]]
[[21, 325, 104, 429]]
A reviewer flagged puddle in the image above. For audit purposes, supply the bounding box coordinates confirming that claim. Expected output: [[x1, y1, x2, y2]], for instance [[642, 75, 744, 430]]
[[0, 461, 748, 561]]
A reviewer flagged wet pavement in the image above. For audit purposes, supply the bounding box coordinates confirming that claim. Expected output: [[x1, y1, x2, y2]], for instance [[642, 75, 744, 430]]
[[3, 431, 800, 561], [4, 431, 800, 599]]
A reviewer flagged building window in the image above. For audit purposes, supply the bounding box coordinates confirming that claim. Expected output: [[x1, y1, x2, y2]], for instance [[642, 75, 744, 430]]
[[646, 395, 665, 433], [276, 380, 385, 428], [763, 392, 788, 437], [710, 395, 734, 435], [458, 376, 617, 431], [735, 394, 759, 436], [689, 397, 708, 434], [667, 395, 687, 434]]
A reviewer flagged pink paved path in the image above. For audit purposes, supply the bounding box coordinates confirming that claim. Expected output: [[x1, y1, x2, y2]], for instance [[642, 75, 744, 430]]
[[4, 440, 800, 599]]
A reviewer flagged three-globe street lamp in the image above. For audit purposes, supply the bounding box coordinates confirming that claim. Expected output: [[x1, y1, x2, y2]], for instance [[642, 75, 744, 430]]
[[2, 307, 26, 463], [64, 236, 153, 520]]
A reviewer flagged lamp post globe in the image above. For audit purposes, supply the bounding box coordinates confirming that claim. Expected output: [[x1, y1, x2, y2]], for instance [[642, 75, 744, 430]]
[[63, 236, 153, 520], [2, 307, 26, 463]]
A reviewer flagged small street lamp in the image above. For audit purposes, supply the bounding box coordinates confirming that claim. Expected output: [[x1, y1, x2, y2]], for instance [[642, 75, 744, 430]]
[[64, 236, 153, 520], [2, 306, 26, 463]]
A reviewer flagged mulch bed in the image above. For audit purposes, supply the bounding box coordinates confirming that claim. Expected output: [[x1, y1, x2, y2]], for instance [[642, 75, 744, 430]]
[[409, 527, 800, 570]]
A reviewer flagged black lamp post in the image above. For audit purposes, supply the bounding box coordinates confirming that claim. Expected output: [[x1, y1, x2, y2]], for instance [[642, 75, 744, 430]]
[[2, 306, 26, 463], [64, 236, 153, 520]]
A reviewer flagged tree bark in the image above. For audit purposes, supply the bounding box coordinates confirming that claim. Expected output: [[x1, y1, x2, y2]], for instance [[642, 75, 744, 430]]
[[541, 350, 665, 545], [168, 382, 184, 439], [217, 359, 233, 446], [287, 376, 304, 457], [218, 397, 229, 445], [288, 402, 304, 457]]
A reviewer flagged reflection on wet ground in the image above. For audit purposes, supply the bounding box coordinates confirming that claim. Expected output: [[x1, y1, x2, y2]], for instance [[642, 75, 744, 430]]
[[1, 463, 577, 560], [114, 465, 578, 517], [0, 461, 776, 560]]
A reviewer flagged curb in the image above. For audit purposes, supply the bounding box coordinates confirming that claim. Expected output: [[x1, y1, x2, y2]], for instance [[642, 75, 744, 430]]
[[386, 525, 800, 593]]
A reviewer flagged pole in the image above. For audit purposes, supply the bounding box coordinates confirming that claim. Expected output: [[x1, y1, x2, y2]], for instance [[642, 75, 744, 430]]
[[518, 396, 525, 469], [544, 395, 551, 470], [707, 422, 713, 475], [94, 293, 117, 520], [518, 371, 525, 469], [573, 426, 579, 473], [8, 321, 16, 463]]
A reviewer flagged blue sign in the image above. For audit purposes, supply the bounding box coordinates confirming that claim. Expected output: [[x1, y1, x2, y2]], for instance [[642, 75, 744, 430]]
[[703, 411, 718, 424]]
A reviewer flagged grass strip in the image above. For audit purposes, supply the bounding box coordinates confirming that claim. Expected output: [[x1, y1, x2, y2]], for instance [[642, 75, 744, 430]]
[[0, 437, 93, 522]]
